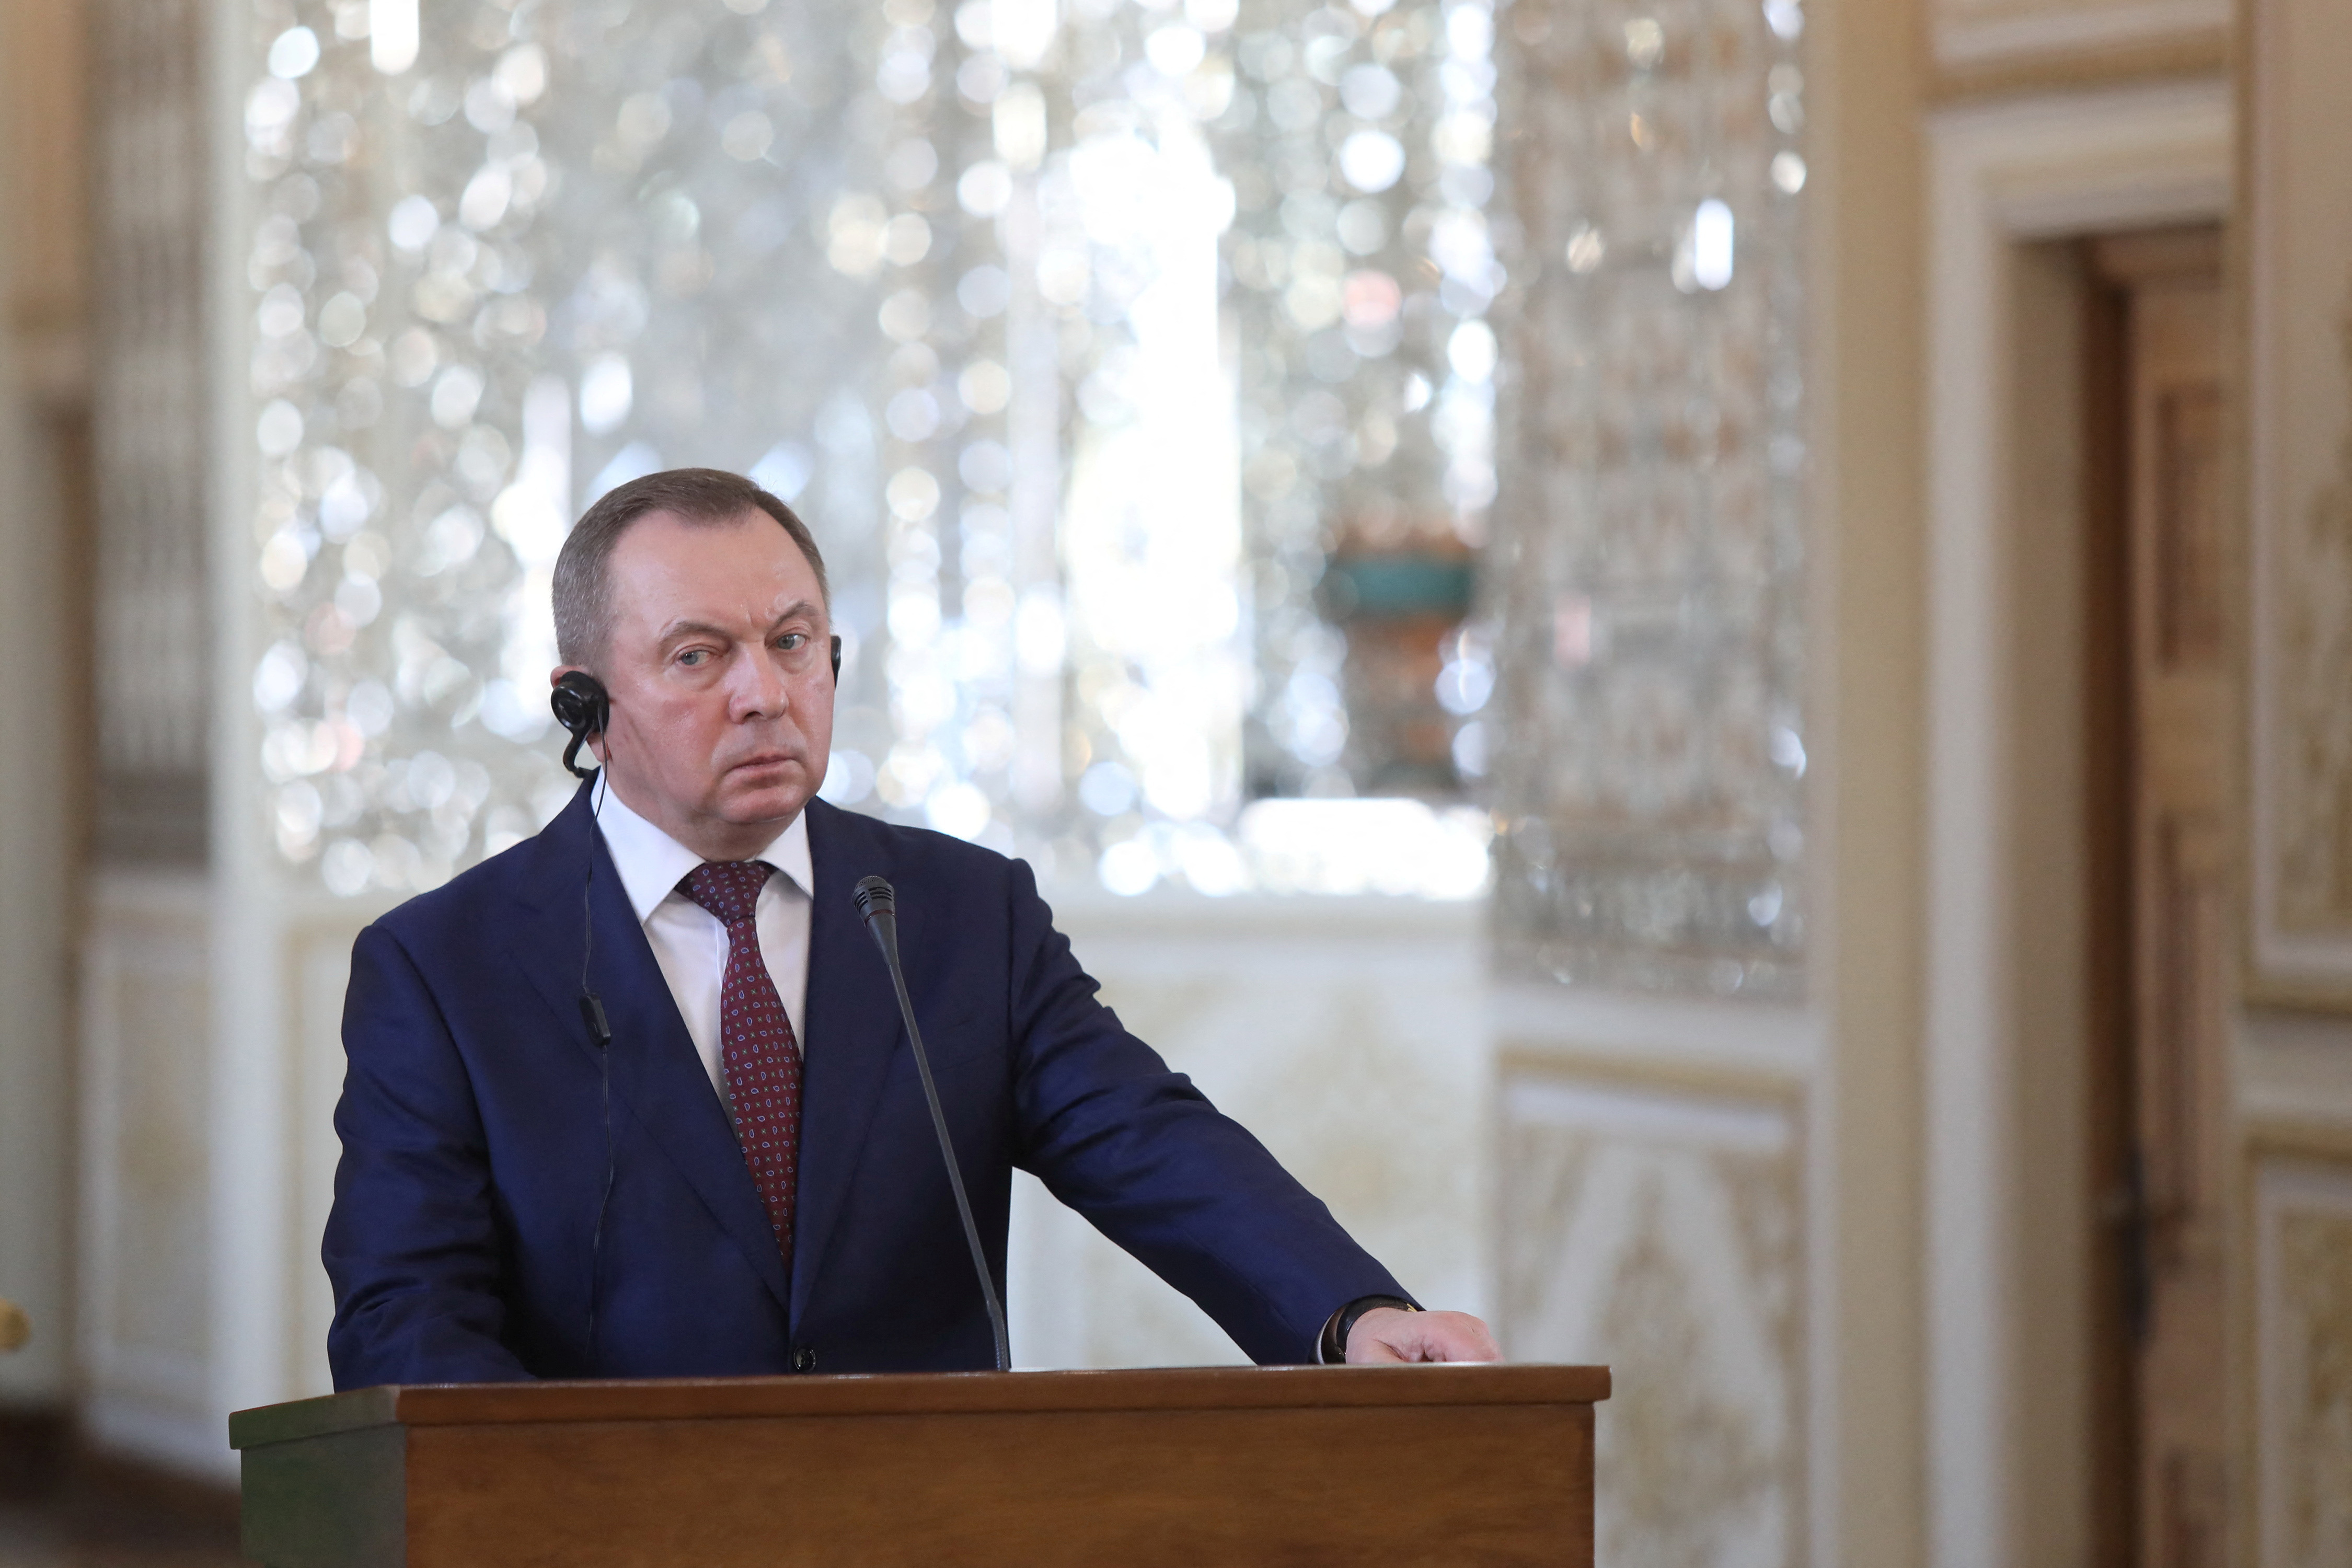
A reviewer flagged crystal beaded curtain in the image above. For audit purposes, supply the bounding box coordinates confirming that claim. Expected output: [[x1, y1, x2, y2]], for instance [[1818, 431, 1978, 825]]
[[1486, 0, 1809, 997], [246, 0, 900, 892], [1217, 0, 1501, 806], [243, 0, 1493, 898]]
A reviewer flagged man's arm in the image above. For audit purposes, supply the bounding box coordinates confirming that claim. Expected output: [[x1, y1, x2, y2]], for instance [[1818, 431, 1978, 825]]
[[323, 924, 532, 1389], [997, 859, 1491, 1364]]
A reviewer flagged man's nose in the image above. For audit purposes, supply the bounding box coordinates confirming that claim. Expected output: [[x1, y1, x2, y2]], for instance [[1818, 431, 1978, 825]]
[[728, 647, 791, 719]]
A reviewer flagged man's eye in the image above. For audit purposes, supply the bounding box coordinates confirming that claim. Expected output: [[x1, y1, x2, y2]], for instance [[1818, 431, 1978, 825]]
[[678, 649, 710, 667], [778, 632, 807, 652]]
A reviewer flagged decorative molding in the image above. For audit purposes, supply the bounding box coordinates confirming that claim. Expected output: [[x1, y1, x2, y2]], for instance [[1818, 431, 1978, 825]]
[[2240, 1011, 2352, 1134], [76, 872, 215, 1474], [202, 0, 282, 1467], [1498, 1062, 1807, 1568], [1008, 905, 1489, 1370], [1923, 77, 2230, 1568], [2247, 0, 2352, 1009], [285, 913, 375, 1402], [1492, 985, 1820, 1082], [2253, 1155, 2352, 1568], [1934, 0, 2229, 71]]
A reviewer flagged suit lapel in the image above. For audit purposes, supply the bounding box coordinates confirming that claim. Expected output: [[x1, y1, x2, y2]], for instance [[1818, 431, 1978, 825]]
[[790, 800, 910, 1325], [509, 783, 794, 1317]]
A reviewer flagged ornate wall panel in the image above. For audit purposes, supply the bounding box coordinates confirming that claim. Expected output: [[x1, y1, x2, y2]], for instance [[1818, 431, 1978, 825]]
[[2249, 0, 2352, 1007], [1488, 0, 1810, 999], [2254, 1155, 2352, 1568], [1500, 1063, 1806, 1568], [90, 0, 213, 862], [290, 910, 381, 1401], [76, 875, 216, 1470], [1005, 896, 1488, 1367]]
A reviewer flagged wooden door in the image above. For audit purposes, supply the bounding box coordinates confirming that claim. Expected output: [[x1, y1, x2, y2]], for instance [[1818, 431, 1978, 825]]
[[2086, 228, 2232, 1568]]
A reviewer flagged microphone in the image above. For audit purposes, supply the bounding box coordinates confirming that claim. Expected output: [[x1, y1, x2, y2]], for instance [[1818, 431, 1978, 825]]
[[853, 874, 1011, 1373]]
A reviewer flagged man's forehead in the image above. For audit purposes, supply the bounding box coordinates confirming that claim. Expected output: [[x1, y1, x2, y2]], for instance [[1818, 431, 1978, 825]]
[[612, 509, 818, 579], [608, 512, 825, 619]]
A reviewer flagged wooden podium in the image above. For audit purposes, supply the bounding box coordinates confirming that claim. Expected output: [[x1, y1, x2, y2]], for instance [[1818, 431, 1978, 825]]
[[230, 1364, 1608, 1566]]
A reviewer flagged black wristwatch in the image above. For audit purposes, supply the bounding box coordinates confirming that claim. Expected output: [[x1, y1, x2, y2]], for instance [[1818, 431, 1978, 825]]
[[1323, 1294, 1421, 1363]]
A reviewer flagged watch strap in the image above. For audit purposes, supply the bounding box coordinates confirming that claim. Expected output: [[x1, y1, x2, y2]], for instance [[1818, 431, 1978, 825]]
[[1325, 1294, 1421, 1363]]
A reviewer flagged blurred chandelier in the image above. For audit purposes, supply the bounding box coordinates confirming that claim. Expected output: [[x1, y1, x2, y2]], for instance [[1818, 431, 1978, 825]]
[[243, 0, 1498, 900]]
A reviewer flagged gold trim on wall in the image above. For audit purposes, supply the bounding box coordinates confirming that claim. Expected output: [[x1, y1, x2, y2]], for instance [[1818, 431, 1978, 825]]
[[1495, 1044, 1809, 1111], [1929, 28, 2228, 106], [1495, 1052, 1810, 1568], [2245, 1146, 2352, 1568], [2245, 1118, 2352, 1166], [2243, 0, 2352, 1013]]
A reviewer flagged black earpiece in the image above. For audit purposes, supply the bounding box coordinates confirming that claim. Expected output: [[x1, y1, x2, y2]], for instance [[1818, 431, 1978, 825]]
[[550, 671, 611, 781], [553, 642, 834, 782]]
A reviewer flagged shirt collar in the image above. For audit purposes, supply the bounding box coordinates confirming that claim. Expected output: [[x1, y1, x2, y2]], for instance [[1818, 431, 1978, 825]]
[[590, 776, 814, 926]]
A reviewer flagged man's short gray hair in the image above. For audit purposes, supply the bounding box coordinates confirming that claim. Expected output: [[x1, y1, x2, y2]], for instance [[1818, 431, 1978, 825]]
[[551, 468, 829, 668]]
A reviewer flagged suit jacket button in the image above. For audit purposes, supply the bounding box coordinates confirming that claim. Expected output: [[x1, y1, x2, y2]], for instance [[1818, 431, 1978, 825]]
[[792, 1345, 817, 1374]]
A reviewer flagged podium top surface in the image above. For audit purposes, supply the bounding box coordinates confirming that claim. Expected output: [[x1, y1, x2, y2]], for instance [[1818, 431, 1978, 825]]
[[230, 1363, 1609, 1451]]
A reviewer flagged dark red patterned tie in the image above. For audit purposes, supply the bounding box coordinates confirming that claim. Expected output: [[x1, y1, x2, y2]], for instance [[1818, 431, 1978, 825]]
[[679, 860, 802, 1271]]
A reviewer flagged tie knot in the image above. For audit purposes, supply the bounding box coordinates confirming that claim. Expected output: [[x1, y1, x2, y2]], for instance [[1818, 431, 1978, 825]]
[[681, 860, 774, 927]]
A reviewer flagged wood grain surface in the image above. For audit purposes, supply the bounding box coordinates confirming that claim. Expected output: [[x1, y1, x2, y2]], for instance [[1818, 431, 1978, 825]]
[[407, 1401, 1592, 1567], [232, 1363, 1610, 1446], [236, 1366, 1607, 1568]]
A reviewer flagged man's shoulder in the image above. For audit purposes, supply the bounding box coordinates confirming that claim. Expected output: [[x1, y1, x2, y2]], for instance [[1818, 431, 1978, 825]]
[[805, 798, 1030, 899]]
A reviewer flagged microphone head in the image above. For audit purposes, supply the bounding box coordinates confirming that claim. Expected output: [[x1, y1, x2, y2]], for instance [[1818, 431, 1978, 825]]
[[852, 875, 896, 924]]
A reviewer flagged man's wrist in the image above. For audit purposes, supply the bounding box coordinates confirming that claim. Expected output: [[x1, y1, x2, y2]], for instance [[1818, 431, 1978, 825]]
[[1319, 1294, 1421, 1363]]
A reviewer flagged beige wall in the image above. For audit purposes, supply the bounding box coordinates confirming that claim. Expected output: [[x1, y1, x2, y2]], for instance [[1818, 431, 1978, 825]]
[[1819, 0, 1932, 1561], [2002, 239, 2097, 1568], [0, 0, 88, 1411], [6, 0, 89, 392]]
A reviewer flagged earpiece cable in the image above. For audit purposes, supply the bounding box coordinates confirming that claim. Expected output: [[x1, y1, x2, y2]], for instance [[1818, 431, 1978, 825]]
[[581, 746, 617, 1363]]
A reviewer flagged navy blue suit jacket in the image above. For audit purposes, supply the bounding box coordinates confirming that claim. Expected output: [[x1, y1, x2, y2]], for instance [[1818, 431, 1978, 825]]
[[324, 784, 1409, 1387]]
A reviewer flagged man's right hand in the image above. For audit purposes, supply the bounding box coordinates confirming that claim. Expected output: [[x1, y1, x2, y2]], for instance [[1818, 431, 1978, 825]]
[[1346, 1308, 1501, 1363]]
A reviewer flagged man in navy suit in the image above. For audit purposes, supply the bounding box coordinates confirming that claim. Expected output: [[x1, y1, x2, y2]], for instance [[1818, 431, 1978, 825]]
[[325, 468, 1498, 1387]]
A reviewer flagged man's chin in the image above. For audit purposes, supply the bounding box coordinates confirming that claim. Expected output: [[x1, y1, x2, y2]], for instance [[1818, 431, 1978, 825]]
[[713, 769, 816, 826]]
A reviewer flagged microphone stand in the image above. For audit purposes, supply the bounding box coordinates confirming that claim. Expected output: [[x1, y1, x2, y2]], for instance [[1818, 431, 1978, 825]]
[[853, 875, 1012, 1373]]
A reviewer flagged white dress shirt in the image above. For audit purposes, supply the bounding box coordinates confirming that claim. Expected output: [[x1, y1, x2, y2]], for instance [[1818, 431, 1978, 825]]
[[591, 778, 813, 1105]]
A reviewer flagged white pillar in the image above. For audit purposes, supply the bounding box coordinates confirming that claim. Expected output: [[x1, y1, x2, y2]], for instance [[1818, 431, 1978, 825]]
[[0, 68, 77, 1410]]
